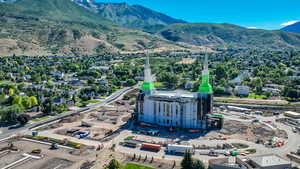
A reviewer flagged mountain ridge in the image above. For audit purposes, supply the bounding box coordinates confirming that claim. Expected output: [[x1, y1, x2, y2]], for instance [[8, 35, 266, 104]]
[[1, 0, 300, 56], [0, 0, 189, 56], [72, 0, 186, 31], [158, 23, 300, 50], [282, 22, 300, 34]]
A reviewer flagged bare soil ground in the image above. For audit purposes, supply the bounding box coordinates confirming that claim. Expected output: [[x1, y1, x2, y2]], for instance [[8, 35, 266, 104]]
[[36, 98, 134, 143], [204, 119, 287, 143], [0, 139, 96, 169]]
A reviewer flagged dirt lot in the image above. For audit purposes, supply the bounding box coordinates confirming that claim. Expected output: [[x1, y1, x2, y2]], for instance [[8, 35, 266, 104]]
[[0, 139, 96, 169], [204, 119, 287, 143]]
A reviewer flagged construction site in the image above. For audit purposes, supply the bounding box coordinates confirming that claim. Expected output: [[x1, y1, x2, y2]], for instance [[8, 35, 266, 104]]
[[0, 138, 95, 169]]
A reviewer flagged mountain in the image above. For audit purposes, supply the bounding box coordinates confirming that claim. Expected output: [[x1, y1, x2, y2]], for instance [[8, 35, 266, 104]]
[[1, 0, 300, 56], [72, 0, 186, 32], [282, 22, 300, 34], [0, 0, 187, 56], [158, 23, 300, 50]]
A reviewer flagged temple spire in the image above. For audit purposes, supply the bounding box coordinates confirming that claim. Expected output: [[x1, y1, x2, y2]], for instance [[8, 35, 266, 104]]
[[203, 53, 209, 75], [141, 55, 155, 91], [144, 55, 152, 82], [198, 52, 213, 94]]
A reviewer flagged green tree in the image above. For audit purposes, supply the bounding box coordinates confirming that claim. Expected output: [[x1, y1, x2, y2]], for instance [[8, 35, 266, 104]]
[[0, 94, 7, 104], [29, 96, 39, 107], [0, 104, 24, 123], [22, 96, 32, 109], [214, 87, 226, 95], [157, 72, 179, 89], [181, 151, 193, 169], [192, 159, 205, 169], [42, 98, 53, 114], [105, 159, 121, 169], [13, 96, 22, 105], [126, 79, 136, 86], [215, 65, 227, 80], [251, 77, 263, 93], [8, 88, 14, 96]]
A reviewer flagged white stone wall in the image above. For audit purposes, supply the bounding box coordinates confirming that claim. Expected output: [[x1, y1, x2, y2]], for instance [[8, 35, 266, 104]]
[[138, 96, 205, 129]]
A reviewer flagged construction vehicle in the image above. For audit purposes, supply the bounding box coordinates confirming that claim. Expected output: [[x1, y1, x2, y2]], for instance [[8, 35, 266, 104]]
[[141, 143, 161, 152], [208, 150, 219, 157], [81, 121, 92, 127], [166, 144, 194, 154], [123, 140, 138, 148], [31, 149, 41, 154], [50, 143, 59, 150]]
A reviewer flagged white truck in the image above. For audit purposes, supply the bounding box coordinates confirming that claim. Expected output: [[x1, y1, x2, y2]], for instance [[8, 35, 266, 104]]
[[166, 144, 194, 154]]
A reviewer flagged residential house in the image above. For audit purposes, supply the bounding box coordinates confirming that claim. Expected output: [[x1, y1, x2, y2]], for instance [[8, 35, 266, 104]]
[[234, 86, 250, 96]]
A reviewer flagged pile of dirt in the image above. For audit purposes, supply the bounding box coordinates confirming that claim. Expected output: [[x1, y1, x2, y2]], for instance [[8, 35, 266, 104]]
[[218, 120, 287, 142], [220, 120, 249, 135], [107, 112, 121, 116], [121, 115, 131, 122], [37, 123, 63, 131]]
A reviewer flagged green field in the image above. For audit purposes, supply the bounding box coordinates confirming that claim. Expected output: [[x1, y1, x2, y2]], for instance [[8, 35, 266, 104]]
[[31, 115, 50, 122], [122, 163, 155, 169]]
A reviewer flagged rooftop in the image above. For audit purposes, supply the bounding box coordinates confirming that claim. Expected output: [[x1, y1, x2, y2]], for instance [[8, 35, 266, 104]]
[[151, 91, 196, 99], [248, 154, 290, 167]]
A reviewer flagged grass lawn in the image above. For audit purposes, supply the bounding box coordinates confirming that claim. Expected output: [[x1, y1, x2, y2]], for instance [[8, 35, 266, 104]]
[[154, 82, 164, 88], [122, 163, 155, 169], [31, 115, 50, 122], [232, 143, 249, 149], [76, 100, 101, 107], [85, 100, 101, 104]]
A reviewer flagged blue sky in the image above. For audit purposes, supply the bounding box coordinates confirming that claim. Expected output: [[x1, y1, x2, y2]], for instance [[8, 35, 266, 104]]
[[94, 0, 300, 30]]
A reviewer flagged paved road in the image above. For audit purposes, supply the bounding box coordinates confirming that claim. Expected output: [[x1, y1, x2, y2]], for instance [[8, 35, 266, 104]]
[[0, 86, 134, 140]]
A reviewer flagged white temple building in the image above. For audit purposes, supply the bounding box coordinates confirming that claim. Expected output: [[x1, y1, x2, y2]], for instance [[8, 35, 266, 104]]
[[136, 56, 223, 129]]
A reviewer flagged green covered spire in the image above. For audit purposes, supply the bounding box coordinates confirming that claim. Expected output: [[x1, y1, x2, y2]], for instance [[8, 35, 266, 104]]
[[141, 82, 155, 90], [198, 54, 213, 94], [140, 56, 155, 91]]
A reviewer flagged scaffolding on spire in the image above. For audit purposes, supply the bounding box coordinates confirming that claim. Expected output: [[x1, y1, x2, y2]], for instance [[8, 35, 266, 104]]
[[198, 52, 213, 94], [141, 55, 155, 91]]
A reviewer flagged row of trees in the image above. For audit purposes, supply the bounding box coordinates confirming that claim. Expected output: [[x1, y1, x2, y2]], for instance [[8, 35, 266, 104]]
[[104, 151, 205, 169]]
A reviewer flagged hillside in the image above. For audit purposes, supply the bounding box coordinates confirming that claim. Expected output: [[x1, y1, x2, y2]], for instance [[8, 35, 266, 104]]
[[282, 22, 300, 34], [0, 0, 188, 56], [158, 23, 300, 50], [72, 0, 186, 32]]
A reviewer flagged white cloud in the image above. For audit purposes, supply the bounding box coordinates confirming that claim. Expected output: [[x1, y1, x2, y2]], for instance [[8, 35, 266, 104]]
[[247, 27, 257, 29], [281, 20, 299, 26]]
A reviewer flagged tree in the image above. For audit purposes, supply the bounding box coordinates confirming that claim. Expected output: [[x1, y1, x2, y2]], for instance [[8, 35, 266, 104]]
[[8, 88, 14, 96], [215, 65, 227, 80], [13, 96, 22, 105], [126, 79, 136, 86], [87, 77, 96, 84], [0, 104, 24, 123], [29, 96, 39, 107], [17, 114, 30, 125], [214, 87, 226, 95], [181, 151, 206, 169], [157, 72, 179, 89], [192, 159, 205, 169], [251, 77, 263, 93], [105, 159, 121, 169], [181, 151, 193, 169], [22, 96, 32, 109], [42, 98, 53, 114]]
